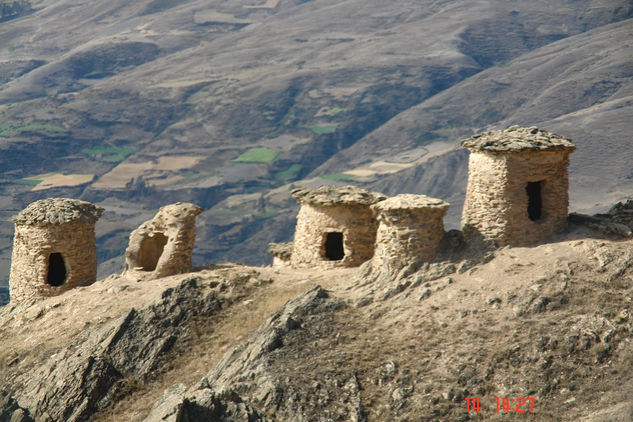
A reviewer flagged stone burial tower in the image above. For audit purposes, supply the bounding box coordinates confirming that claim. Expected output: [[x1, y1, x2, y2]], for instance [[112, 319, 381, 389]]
[[122, 202, 202, 281], [461, 126, 575, 246], [268, 242, 293, 269], [9, 198, 104, 304], [290, 185, 387, 268], [371, 194, 449, 272]]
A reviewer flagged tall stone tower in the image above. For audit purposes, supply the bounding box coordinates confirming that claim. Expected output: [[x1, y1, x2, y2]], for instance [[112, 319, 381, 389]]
[[461, 126, 575, 246], [290, 185, 387, 268], [9, 198, 104, 304]]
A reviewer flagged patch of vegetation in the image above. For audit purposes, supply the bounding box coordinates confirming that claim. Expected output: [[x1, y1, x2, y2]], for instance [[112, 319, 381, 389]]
[[234, 147, 280, 163], [82, 146, 137, 155], [13, 179, 41, 186], [322, 107, 347, 116], [0, 122, 66, 136], [308, 124, 338, 134], [12, 172, 55, 186], [81, 146, 137, 162], [275, 164, 302, 180], [321, 173, 355, 180]]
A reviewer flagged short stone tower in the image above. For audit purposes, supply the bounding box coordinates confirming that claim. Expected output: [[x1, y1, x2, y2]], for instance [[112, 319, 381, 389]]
[[268, 242, 293, 269], [461, 126, 575, 246], [123, 202, 202, 281], [290, 185, 387, 268], [371, 194, 449, 272], [9, 198, 104, 303]]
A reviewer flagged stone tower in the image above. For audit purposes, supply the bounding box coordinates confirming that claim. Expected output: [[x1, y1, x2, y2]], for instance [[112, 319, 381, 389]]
[[122, 202, 202, 281], [371, 194, 449, 272], [268, 242, 293, 269], [9, 198, 104, 304], [290, 185, 387, 268], [461, 126, 575, 246]]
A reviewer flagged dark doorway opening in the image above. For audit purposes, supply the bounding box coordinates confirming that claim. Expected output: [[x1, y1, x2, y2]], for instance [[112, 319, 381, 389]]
[[323, 232, 344, 261], [47, 252, 67, 286], [526, 181, 543, 221], [137, 233, 168, 271]]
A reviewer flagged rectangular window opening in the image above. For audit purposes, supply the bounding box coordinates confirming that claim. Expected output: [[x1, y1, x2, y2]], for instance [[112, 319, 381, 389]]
[[47, 252, 67, 286], [323, 232, 344, 261], [526, 181, 543, 221]]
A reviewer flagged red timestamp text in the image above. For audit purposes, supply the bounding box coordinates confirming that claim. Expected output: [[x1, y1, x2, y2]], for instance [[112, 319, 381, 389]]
[[465, 397, 535, 413]]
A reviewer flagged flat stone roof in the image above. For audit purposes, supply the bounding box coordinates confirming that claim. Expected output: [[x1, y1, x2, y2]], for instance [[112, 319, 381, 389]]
[[372, 194, 449, 213], [13, 198, 104, 226], [291, 185, 387, 206], [461, 126, 575, 153]]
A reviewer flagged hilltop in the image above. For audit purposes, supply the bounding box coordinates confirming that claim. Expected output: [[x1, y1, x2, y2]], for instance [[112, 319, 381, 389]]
[[2, 216, 633, 420], [0, 0, 632, 296]]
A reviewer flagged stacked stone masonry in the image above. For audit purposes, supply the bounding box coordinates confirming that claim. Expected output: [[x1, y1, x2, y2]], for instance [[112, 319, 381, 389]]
[[9, 198, 103, 304], [7, 126, 579, 305], [269, 242, 293, 269], [372, 194, 449, 273], [123, 202, 202, 281], [290, 186, 387, 268], [461, 126, 575, 246]]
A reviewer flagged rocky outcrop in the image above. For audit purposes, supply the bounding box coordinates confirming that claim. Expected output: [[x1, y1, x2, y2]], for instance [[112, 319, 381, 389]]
[[4, 276, 221, 422], [0, 394, 34, 422], [145, 384, 266, 422], [123, 202, 202, 281], [150, 286, 364, 421], [569, 200, 633, 238]]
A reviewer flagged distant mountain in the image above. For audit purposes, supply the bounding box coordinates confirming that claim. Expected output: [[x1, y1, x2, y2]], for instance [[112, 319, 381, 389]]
[[0, 0, 631, 288]]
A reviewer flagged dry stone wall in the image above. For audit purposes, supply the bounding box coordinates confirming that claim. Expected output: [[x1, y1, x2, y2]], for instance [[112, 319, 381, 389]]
[[123, 202, 202, 281], [503, 151, 571, 244], [372, 194, 449, 273], [461, 152, 511, 242], [9, 198, 103, 304]]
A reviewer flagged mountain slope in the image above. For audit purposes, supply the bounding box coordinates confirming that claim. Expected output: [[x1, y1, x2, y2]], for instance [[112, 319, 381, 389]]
[[316, 20, 633, 202]]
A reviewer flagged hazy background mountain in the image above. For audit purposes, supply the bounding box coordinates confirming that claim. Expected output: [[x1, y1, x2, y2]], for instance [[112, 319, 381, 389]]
[[1, 0, 632, 300]]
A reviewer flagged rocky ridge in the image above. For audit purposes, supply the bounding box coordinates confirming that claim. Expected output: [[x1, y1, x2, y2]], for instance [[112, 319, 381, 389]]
[[3, 209, 633, 420]]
